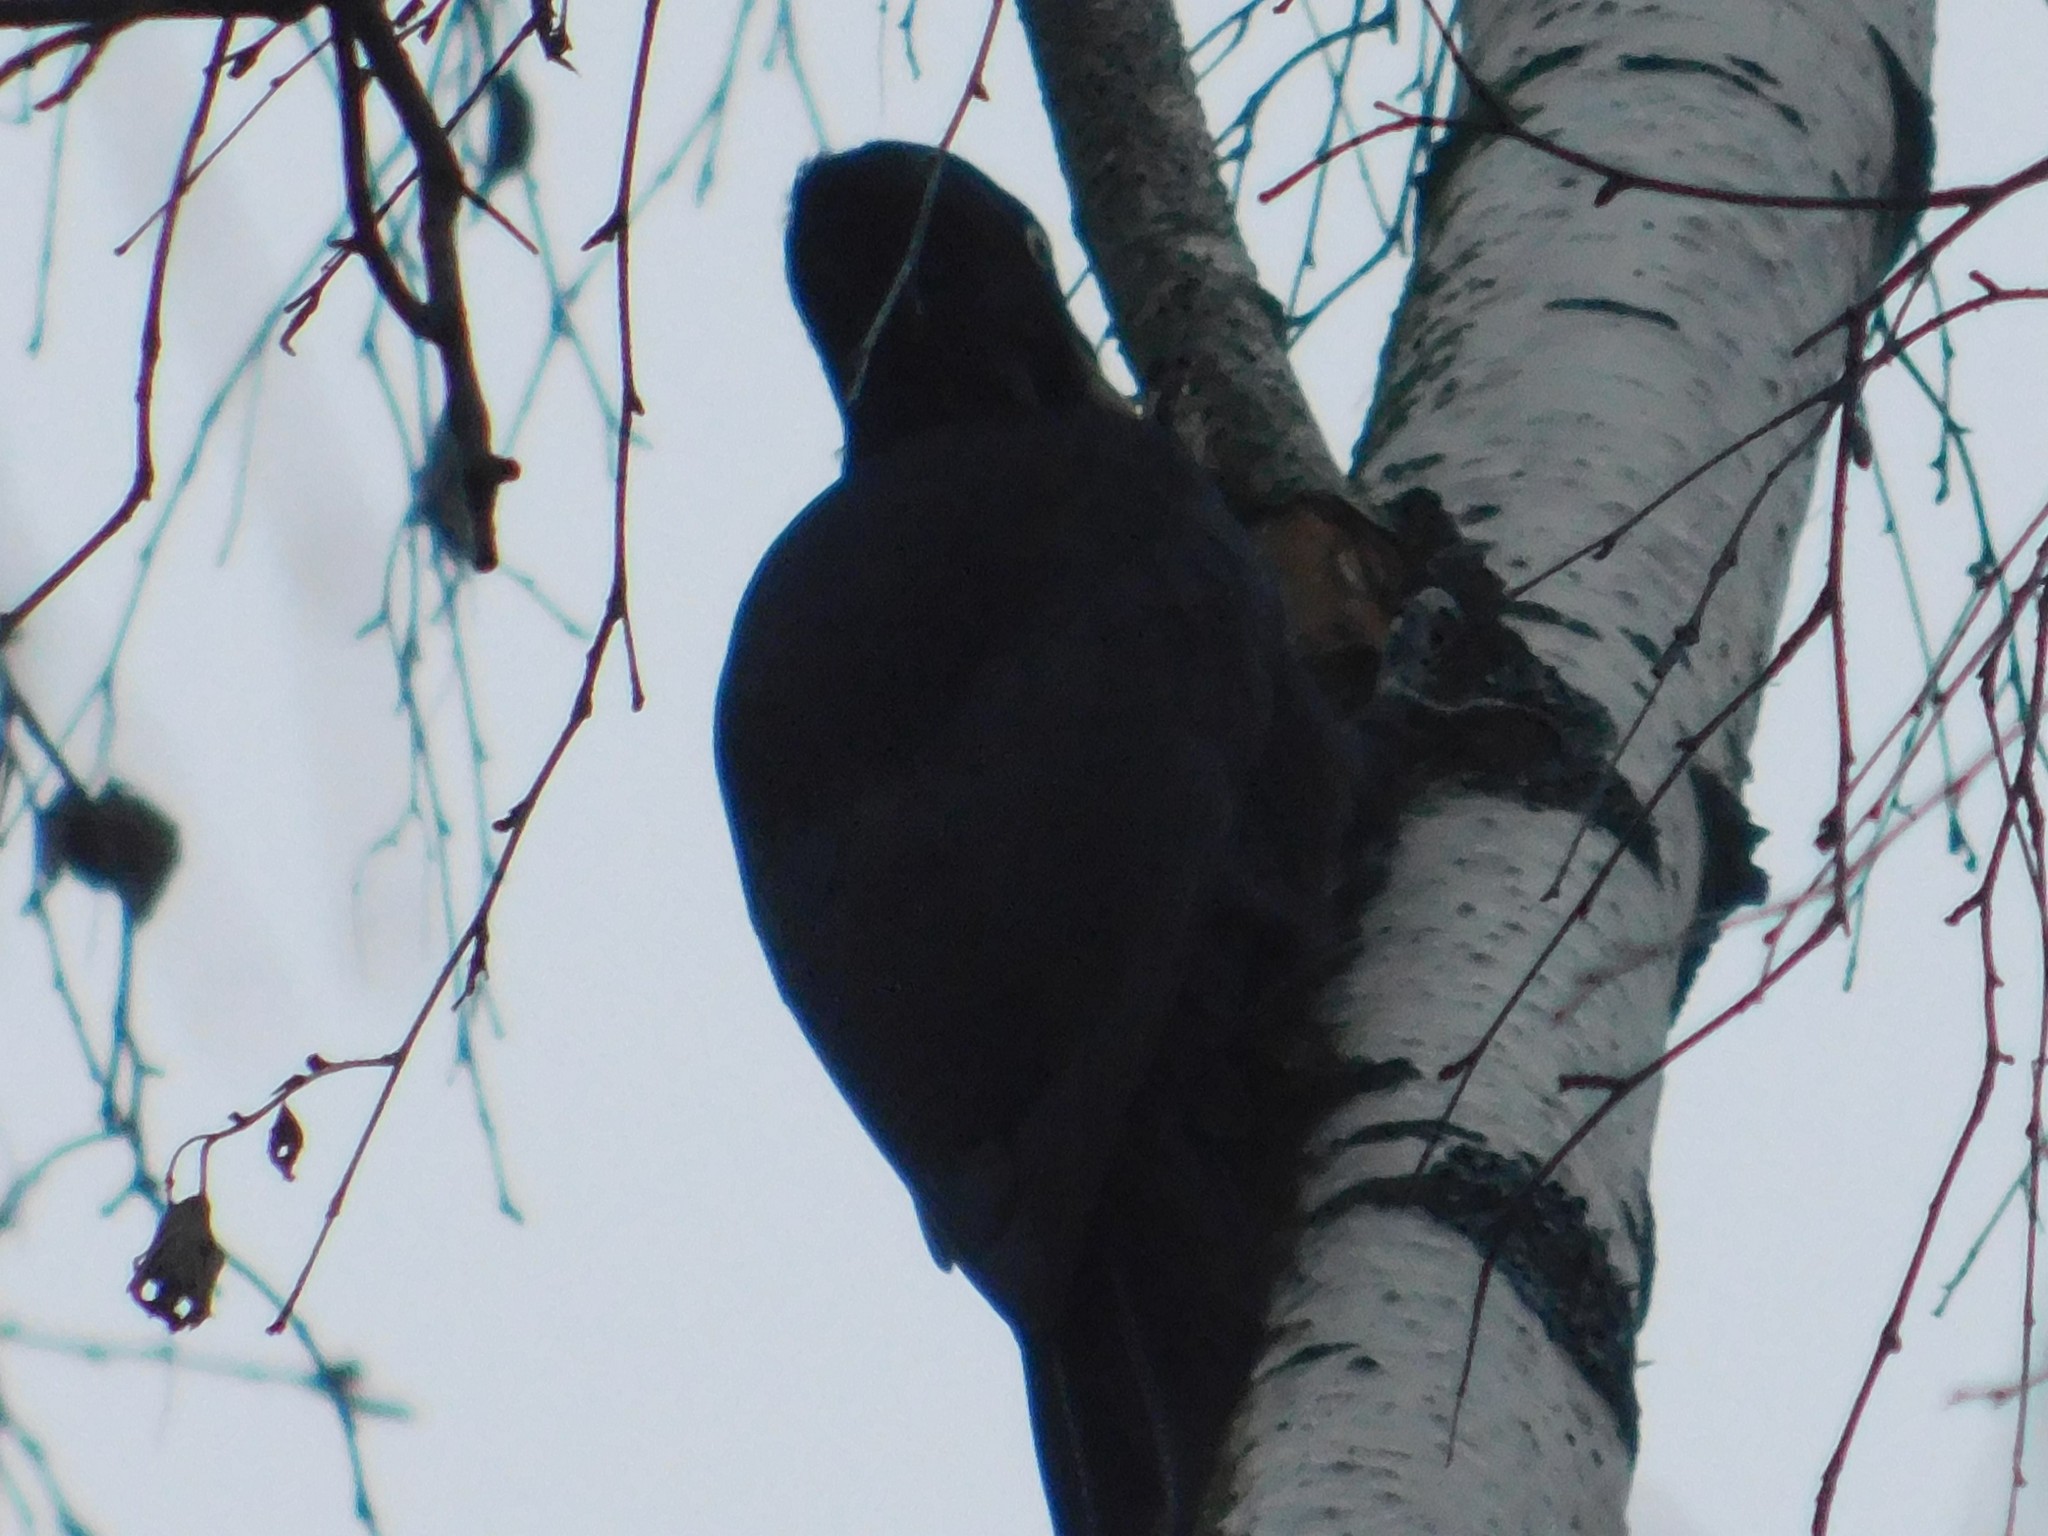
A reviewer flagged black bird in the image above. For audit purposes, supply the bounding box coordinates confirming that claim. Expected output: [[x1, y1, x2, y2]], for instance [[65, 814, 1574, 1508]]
[[715, 141, 1359, 1536]]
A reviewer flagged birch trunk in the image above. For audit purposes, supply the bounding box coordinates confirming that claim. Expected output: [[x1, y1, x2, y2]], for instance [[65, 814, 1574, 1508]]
[[1022, 0, 1936, 1530]]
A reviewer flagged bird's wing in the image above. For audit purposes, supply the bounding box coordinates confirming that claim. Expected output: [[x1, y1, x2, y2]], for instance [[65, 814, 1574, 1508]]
[[715, 411, 1281, 1328]]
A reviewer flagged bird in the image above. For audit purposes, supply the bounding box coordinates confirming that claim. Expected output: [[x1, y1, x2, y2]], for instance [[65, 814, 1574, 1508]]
[[715, 140, 1361, 1536]]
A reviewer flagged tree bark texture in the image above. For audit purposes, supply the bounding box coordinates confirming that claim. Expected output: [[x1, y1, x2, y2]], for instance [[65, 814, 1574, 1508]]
[[1019, 0, 1936, 1531]]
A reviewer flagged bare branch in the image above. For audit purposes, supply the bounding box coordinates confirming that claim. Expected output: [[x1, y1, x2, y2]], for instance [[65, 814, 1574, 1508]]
[[258, 0, 663, 1334], [1016, 0, 1405, 677], [330, 0, 516, 570], [0, 0, 310, 21], [0, 22, 231, 641]]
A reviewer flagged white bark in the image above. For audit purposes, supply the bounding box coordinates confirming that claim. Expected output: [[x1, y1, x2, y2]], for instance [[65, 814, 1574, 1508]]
[[1218, 1, 1934, 1532]]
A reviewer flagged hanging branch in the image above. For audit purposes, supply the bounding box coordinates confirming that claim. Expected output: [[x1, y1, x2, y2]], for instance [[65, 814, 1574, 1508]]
[[0, 0, 527, 634], [0, 20, 237, 644], [134, 0, 662, 1338], [329, 0, 517, 568]]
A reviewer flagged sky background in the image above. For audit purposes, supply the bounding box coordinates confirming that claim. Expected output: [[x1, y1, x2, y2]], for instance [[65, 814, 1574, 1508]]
[[2, 3, 2047, 1534]]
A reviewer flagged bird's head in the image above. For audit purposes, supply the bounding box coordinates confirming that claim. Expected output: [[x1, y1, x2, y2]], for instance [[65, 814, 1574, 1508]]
[[786, 141, 1108, 458]]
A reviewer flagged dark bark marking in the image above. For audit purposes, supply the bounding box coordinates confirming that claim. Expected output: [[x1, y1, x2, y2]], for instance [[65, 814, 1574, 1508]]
[[1332, 1117, 1487, 1152], [1381, 452, 1447, 483], [1544, 296, 1680, 332], [1358, 490, 1660, 874], [1497, 45, 1588, 96], [1617, 52, 1759, 98], [1621, 1198, 1656, 1332], [1262, 1339, 1375, 1378], [1308, 1143, 1645, 1452], [1672, 765, 1768, 1009], [1505, 600, 1601, 640], [1616, 53, 1804, 130], [1339, 1056, 1424, 1095], [1620, 628, 1663, 667], [1871, 25, 1934, 269]]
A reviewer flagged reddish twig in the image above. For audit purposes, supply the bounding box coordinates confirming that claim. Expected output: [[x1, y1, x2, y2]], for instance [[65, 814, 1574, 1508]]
[[330, 20, 435, 333], [1808, 661, 2032, 1532], [1422, 582, 1840, 1163], [259, 0, 663, 1335], [0, 22, 114, 104], [0, 24, 100, 94], [1819, 319, 1869, 919], [1953, 1355, 2048, 1408], [117, 24, 337, 256], [0, 22, 232, 644], [575, 0, 663, 712], [938, 0, 1004, 150], [167, 1051, 396, 1194], [1257, 105, 1425, 202], [277, 19, 536, 351], [0, 2, 312, 21], [30, 27, 106, 105], [2002, 602, 2048, 1536]]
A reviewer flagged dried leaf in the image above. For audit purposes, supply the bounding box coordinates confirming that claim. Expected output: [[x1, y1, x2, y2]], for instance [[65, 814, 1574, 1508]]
[[411, 415, 479, 567], [1847, 408, 1874, 469], [268, 1106, 305, 1182], [480, 73, 534, 189], [37, 782, 180, 919], [129, 1195, 226, 1333]]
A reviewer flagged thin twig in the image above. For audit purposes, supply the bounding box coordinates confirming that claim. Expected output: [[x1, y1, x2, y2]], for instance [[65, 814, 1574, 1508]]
[[0, 21, 233, 642], [262, 0, 664, 1333]]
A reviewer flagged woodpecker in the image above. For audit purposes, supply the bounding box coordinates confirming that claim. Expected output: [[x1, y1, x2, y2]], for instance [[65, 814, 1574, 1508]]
[[716, 141, 1359, 1536]]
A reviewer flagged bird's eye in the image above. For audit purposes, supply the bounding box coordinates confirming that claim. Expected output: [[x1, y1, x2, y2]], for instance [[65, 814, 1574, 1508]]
[[1024, 223, 1056, 274]]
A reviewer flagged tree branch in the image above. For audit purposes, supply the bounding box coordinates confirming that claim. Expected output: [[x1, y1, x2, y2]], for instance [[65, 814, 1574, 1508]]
[[331, 0, 515, 571], [1015, 0, 1405, 680], [0, 0, 310, 21]]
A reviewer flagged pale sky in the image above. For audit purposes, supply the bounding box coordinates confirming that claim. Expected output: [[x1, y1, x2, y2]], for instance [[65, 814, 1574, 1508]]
[[1, 4, 2045, 1535]]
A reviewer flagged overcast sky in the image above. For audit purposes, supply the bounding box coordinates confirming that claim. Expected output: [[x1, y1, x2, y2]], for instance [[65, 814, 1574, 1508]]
[[2, 4, 2046, 1535]]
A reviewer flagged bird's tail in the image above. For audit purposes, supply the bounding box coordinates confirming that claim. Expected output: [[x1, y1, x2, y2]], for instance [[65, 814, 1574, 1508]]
[[1019, 665, 1363, 1536], [1020, 1065, 1303, 1536], [1023, 1252, 1206, 1536]]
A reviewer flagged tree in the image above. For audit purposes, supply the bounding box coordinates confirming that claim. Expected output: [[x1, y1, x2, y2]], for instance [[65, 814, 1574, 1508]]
[[1086, 0, 1939, 1526], [1, 2, 2038, 1534]]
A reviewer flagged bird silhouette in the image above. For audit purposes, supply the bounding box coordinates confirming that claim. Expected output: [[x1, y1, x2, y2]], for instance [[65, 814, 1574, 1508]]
[[716, 141, 1360, 1536]]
